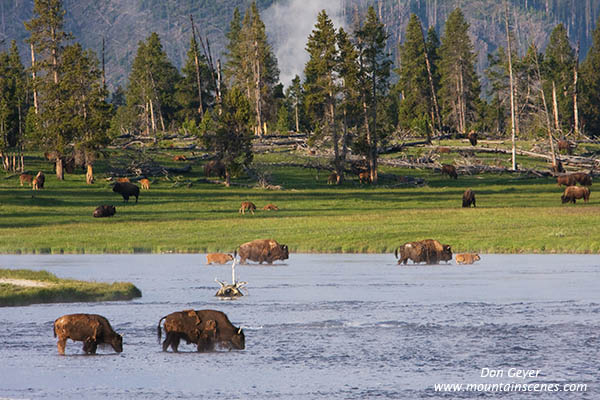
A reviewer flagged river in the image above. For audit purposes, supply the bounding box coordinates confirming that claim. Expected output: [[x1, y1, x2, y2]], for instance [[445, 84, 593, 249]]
[[0, 254, 598, 399]]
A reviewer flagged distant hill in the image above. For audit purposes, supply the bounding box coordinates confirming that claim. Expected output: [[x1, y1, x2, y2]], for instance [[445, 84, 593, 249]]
[[1, 0, 598, 94]]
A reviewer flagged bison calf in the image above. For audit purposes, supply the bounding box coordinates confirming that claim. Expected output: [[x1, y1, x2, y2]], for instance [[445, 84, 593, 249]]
[[173, 155, 187, 161], [113, 182, 140, 203], [140, 178, 150, 190], [327, 172, 339, 185], [93, 205, 116, 218], [561, 186, 590, 204], [358, 171, 371, 184], [19, 173, 33, 186], [206, 253, 234, 264], [32, 171, 45, 190], [441, 164, 458, 179], [262, 203, 279, 210], [239, 201, 256, 215], [53, 313, 123, 355], [462, 189, 476, 207], [455, 253, 481, 264]]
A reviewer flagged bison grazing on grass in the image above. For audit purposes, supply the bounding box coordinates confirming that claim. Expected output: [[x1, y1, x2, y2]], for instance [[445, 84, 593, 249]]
[[53, 313, 123, 355], [239, 201, 256, 215], [441, 164, 458, 179], [157, 309, 245, 352], [19, 173, 33, 186], [572, 172, 592, 186], [206, 253, 234, 264], [557, 174, 576, 187], [112, 182, 140, 203], [462, 188, 476, 207], [32, 171, 45, 190], [140, 178, 150, 190], [93, 205, 116, 218], [561, 186, 590, 204], [395, 239, 452, 265], [238, 239, 289, 264], [455, 253, 481, 264]]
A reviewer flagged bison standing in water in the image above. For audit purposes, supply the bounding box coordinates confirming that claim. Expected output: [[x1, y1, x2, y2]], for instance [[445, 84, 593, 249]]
[[112, 182, 140, 203], [395, 239, 452, 265], [53, 313, 123, 355], [238, 239, 289, 264], [157, 309, 245, 352]]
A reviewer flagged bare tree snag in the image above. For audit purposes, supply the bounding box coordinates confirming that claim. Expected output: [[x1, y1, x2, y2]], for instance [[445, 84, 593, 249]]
[[505, 2, 517, 170]]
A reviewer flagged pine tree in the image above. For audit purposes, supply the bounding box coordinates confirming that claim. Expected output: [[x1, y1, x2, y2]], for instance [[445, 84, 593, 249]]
[[355, 6, 392, 184], [395, 14, 431, 136], [304, 10, 342, 182], [224, 7, 244, 89], [176, 36, 213, 124], [580, 16, 600, 137], [438, 8, 481, 135], [286, 75, 304, 133], [543, 24, 575, 134]]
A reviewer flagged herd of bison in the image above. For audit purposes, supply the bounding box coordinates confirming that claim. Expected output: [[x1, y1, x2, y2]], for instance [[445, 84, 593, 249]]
[[15, 151, 594, 355]]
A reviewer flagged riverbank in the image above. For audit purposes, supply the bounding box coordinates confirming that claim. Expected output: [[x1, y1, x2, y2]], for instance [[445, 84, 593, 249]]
[[0, 269, 142, 307]]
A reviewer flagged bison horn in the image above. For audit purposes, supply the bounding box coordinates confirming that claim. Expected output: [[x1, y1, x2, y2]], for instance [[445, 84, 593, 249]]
[[237, 327, 242, 334]]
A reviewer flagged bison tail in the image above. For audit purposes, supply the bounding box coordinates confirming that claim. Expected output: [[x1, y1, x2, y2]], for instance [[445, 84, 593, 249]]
[[157, 316, 167, 343], [53, 321, 57, 338]]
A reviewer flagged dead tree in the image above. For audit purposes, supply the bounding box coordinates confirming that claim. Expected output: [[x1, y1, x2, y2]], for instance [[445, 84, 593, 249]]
[[505, 2, 517, 170]]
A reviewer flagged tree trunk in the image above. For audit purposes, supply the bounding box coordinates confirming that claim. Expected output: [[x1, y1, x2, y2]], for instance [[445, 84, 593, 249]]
[[573, 41, 580, 138], [552, 81, 560, 132], [30, 44, 39, 114], [254, 40, 263, 137], [532, 46, 557, 168], [225, 169, 231, 187], [86, 164, 94, 184], [505, 3, 517, 170], [190, 15, 204, 117], [149, 99, 156, 133], [56, 158, 64, 180], [295, 101, 299, 132], [421, 26, 441, 133]]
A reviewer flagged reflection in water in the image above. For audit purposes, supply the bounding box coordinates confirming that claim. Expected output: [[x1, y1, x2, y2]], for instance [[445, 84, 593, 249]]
[[0, 253, 599, 399]]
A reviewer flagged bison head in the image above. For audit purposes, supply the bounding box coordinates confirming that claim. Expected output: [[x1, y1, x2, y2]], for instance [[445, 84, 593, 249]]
[[280, 244, 289, 260], [561, 194, 569, 203], [231, 327, 245, 350], [111, 334, 123, 353], [441, 245, 452, 262]]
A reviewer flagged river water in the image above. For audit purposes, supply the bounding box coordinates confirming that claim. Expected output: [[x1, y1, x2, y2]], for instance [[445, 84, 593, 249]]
[[0, 254, 598, 399]]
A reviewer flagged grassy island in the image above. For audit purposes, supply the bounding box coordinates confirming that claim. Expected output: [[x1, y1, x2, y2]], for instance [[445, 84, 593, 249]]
[[0, 269, 142, 307]]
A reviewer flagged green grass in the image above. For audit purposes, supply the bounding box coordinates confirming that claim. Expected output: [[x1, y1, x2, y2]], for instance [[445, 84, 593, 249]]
[[0, 269, 142, 307], [0, 148, 598, 254]]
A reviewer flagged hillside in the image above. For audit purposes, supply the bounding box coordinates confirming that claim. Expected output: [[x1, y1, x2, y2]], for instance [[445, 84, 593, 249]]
[[1, 0, 598, 92]]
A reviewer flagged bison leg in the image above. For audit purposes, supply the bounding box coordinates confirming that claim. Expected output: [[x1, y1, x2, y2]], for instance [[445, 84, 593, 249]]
[[123, 194, 129, 202], [135, 194, 138, 203], [83, 339, 97, 355], [57, 338, 67, 355]]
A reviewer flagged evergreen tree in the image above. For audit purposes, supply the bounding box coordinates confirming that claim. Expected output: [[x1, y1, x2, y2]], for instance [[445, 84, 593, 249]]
[[543, 24, 575, 133], [224, 7, 243, 88], [438, 8, 481, 135], [395, 14, 431, 136], [176, 36, 213, 124], [286, 75, 305, 132], [580, 16, 600, 137], [355, 6, 391, 184], [304, 10, 343, 182], [201, 87, 253, 187]]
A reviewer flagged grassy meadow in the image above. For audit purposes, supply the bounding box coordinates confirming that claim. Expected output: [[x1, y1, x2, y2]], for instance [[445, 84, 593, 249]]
[[1, 140, 599, 254], [0, 269, 142, 306]]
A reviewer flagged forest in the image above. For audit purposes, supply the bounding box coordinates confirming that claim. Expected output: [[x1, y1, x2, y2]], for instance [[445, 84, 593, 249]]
[[1, 0, 600, 185]]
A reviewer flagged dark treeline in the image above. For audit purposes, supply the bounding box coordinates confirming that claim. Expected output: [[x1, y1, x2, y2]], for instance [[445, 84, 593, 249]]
[[1, 0, 600, 183]]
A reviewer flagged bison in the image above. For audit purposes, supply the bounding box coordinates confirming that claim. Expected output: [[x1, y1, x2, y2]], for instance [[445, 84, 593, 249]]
[[262, 203, 279, 210], [327, 172, 339, 185], [455, 253, 481, 264], [204, 160, 226, 179], [140, 178, 150, 190], [157, 309, 245, 352], [557, 139, 573, 154], [239, 201, 256, 215], [358, 171, 371, 184], [395, 239, 452, 265], [32, 171, 45, 190], [550, 160, 565, 174], [572, 172, 592, 186], [238, 239, 289, 264], [437, 147, 451, 154], [561, 186, 590, 204], [206, 253, 234, 264], [557, 174, 576, 187], [462, 189, 476, 208], [93, 205, 116, 218], [19, 173, 33, 186], [53, 313, 123, 355], [112, 182, 139, 203], [441, 164, 458, 179], [173, 155, 187, 161], [468, 131, 478, 146], [116, 177, 130, 183]]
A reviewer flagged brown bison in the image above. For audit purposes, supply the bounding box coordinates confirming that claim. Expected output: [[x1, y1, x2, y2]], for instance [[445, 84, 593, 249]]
[[262, 203, 279, 210], [204, 160, 226, 178], [113, 182, 140, 203], [395, 239, 452, 265], [327, 172, 339, 185], [557, 174, 576, 187], [239, 201, 256, 215], [572, 172, 592, 186], [206, 253, 234, 264], [462, 189, 476, 208], [173, 154, 187, 161], [140, 178, 150, 190], [238, 239, 289, 264], [53, 313, 123, 355], [557, 140, 573, 154], [437, 147, 451, 153], [455, 253, 481, 264], [116, 177, 130, 183], [157, 309, 245, 352], [32, 171, 45, 190], [561, 186, 590, 204], [93, 205, 116, 218], [468, 131, 478, 146], [358, 171, 371, 184], [441, 164, 458, 179], [19, 173, 33, 186]]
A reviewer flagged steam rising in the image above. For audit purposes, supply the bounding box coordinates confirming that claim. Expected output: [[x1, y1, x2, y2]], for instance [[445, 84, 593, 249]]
[[264, 0, 347, 88]]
